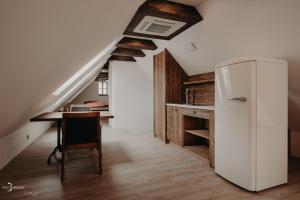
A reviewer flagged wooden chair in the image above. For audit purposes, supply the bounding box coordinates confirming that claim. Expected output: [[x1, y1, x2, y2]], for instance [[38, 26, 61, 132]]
[[70, 105, 91, 112], [61, 112, 102, 181]]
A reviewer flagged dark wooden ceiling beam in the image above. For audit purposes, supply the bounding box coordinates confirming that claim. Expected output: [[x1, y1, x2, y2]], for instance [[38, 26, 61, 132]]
[[97, 72, 108, 75], [95, 78, 108, 82], [97, 74, 108, 77], [116, 37, 157, 50], [109, 55, 136, 62], [112, 47, 146, 57], [97, 76, 108, 79], [123, 0, 203, 40], [102, 61, 109, 70], [97, 74, 108, 76]]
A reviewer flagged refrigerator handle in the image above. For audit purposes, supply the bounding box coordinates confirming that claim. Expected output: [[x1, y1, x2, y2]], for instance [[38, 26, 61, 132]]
[[227, 97, 247, 102]]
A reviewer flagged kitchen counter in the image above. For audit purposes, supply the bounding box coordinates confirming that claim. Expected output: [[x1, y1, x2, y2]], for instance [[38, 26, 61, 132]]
[[166, 103, 215, 111], [166, 103, 215, 168]]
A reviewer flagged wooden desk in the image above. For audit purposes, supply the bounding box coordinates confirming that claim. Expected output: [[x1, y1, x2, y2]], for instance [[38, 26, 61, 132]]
[[30, 111, 113, 122], [30, 111, 114, 164]]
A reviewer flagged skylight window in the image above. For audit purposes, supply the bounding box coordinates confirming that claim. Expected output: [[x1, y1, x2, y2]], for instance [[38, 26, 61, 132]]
[[52, 40, 117, 96], [54, 62, 104, 106]]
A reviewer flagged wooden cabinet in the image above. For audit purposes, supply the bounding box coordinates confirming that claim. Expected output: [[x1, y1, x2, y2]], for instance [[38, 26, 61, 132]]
[[153, 49, 187, 142], [167, 106, 183, 146], [166, 105, 215, 168]]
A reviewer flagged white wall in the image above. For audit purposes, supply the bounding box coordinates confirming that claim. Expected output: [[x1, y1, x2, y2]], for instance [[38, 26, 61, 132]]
[[0, 122, 51, 170], [71, 81, 108, 104], [109, 61, 153, 131]]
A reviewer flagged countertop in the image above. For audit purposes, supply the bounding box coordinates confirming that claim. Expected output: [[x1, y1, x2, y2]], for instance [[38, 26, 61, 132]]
[[166, 103, 215, 111]]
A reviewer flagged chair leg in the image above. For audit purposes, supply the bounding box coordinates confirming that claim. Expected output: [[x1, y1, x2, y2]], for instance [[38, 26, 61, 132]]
[[61, 151, 65, 181]]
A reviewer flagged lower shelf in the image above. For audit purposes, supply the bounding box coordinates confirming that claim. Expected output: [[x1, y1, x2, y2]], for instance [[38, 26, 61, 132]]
[[185, 129, 209, 140], [184, 145, 209, 160]]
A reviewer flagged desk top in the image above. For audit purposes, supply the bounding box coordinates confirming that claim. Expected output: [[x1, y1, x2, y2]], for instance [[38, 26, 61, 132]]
[[166, 103, 215, 111], [30, 111, 114, 122]]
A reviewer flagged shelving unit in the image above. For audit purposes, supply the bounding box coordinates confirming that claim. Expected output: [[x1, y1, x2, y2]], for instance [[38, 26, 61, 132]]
[[183, 79, 214, 85], [183, 115, 210, 160], [185, 130, 209, 140]]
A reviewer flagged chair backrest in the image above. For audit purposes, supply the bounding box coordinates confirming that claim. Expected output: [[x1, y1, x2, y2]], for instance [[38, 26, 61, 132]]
[[70, 105, 91, 112], [62, 112, 100, 148]]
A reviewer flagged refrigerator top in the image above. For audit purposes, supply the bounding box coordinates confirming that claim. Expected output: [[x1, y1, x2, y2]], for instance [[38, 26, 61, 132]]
[[215, 57, 287, 68]]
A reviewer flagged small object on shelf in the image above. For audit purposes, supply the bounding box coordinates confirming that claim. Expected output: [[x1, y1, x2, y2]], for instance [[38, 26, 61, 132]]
[[183, 79, 215, 85], [185, 88, 190, 104], [62, 102, 71, 112], [185, 130, 209, 140]]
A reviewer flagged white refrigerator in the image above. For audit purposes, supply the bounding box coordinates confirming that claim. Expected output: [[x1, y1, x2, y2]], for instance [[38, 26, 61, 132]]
[[215, 57, 288, 191]]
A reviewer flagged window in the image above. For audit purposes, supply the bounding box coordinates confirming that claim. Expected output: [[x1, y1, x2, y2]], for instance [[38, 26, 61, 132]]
[[98, 81, 108, 95]]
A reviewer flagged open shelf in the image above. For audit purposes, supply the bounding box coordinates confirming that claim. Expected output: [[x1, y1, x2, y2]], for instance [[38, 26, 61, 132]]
[[185, 130, 209, 140], [183, 115, 210, 161], [184, 145, 209, 159], [183, 79, 214, 85]]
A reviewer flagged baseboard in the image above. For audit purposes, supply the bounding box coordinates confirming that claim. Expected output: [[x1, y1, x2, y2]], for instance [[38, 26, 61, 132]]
[[0, 122, 52, 170]]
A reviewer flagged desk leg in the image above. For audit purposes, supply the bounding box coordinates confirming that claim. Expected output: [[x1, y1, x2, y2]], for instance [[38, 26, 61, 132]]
[[47, 120, 62, 164], [57, 120, 62, 151]]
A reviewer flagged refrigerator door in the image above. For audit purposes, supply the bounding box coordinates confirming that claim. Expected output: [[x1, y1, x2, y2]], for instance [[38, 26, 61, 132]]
[[215, 61, 257, 191]]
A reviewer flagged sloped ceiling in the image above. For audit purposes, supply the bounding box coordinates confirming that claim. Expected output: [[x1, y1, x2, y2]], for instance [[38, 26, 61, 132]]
[[0, 0, 144, 139]]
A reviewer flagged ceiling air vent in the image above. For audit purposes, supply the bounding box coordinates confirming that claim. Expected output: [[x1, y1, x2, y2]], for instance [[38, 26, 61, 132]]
[[134, 16, 186, 37], [124, 0, 203, 40]]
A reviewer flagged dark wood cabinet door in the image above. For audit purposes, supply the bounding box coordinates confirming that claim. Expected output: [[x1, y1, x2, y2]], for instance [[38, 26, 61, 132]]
[[173, 107, 183, 146], [167, 106, 183, 146]]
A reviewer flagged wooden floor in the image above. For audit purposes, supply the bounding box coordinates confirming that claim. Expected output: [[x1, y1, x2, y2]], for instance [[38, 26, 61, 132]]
[[0, 126, 300, 200]]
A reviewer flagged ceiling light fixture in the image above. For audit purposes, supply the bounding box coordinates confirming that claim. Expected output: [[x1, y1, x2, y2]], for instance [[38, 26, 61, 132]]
[[185, 42, 197, 51]]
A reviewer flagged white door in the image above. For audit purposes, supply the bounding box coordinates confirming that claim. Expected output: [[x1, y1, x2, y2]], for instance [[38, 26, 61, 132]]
[[215, 61, 257, 191]]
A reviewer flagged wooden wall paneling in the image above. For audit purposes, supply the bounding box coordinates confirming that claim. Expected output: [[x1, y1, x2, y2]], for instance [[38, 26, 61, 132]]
[[188, 84, 215, 105], [188, 72, 215, 82], [165, 49, 188, 103], [185, 72, 215, 105]]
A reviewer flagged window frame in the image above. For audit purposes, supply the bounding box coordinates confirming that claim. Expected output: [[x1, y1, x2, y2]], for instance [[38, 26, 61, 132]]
[[98, 80, 108, 96]]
